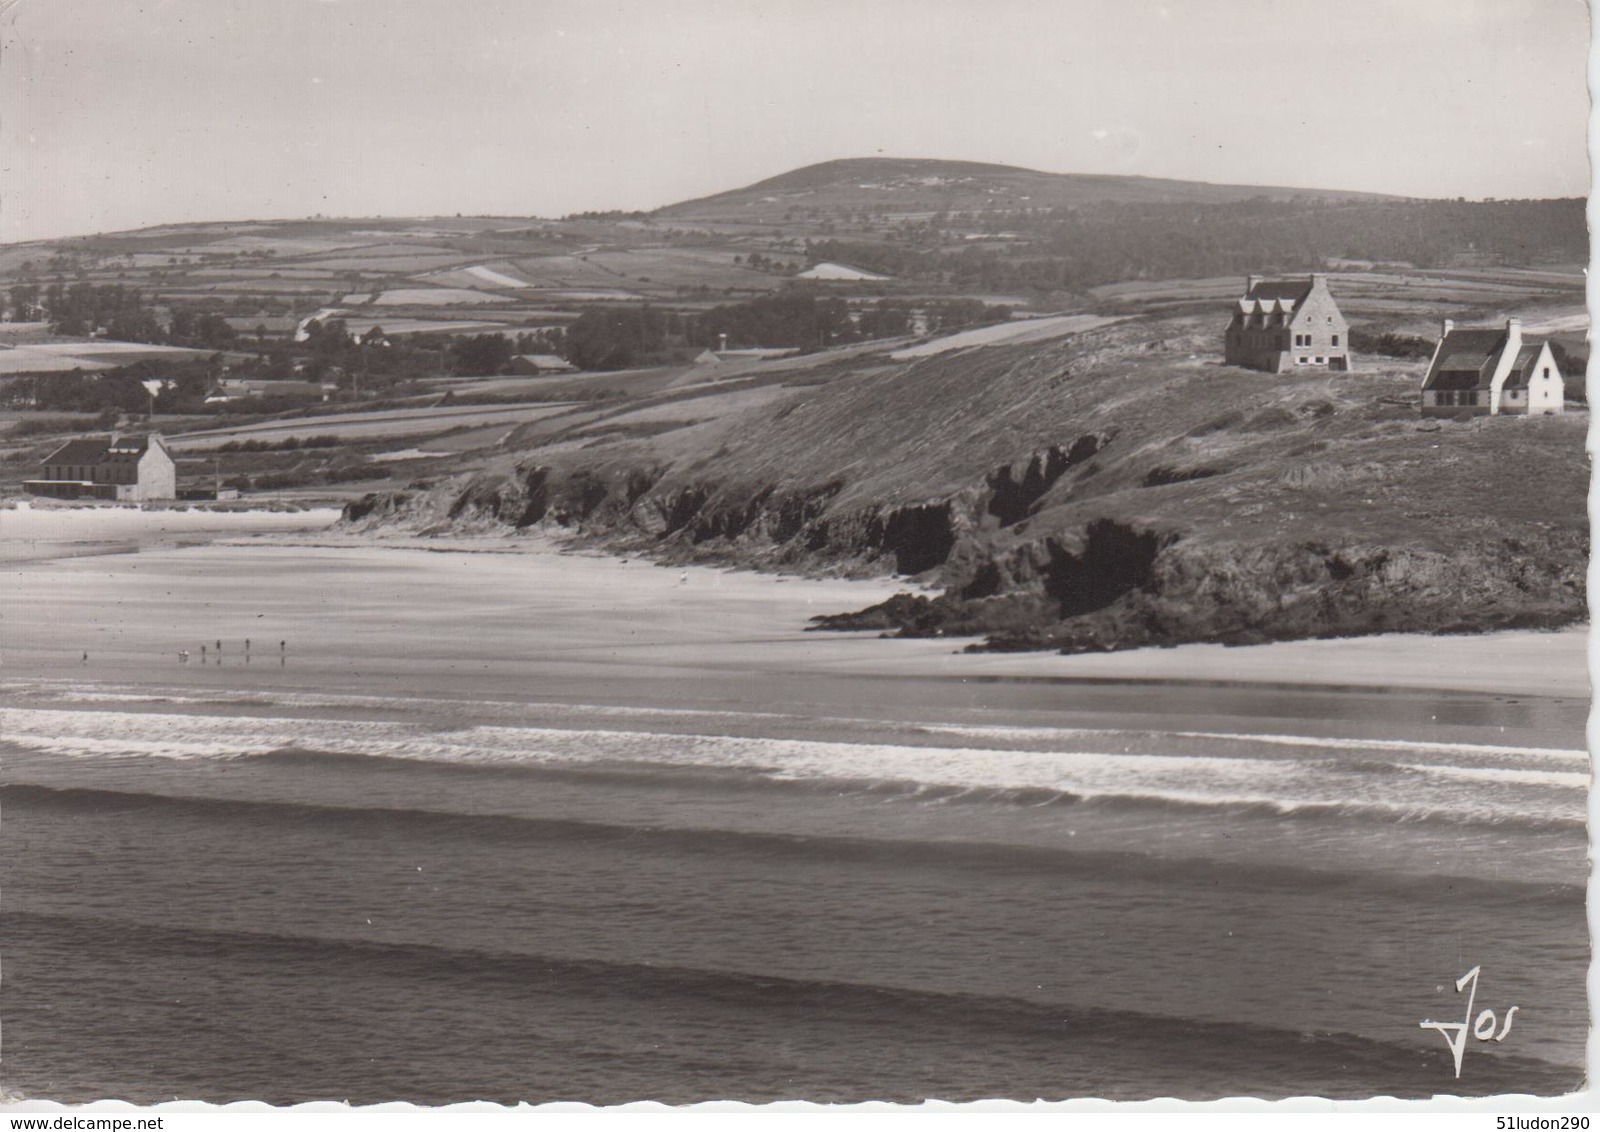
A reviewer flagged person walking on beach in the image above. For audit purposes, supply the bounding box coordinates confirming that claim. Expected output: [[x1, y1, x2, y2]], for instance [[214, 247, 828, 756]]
[[201, 644, 207, 661], [81, 651, 88, 664]]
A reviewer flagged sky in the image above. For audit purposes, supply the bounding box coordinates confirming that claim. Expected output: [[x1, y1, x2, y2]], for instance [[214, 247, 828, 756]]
[[0, 0, 1591, 243]]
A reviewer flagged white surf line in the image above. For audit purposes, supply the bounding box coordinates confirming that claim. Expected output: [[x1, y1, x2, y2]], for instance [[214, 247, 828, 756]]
[[1396, 763, 1590, 789], [7, 709, 1577, 824], [0, 709, 1308, 782], [919, 722, 1584, 762], [11, 685, 1584, 763], [15, 684, 805, 725], [1169, 730, 1586, 763]]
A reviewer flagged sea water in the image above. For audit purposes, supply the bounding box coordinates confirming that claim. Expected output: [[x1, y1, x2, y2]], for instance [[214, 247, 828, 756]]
[[1, 680, 1585, 1103]]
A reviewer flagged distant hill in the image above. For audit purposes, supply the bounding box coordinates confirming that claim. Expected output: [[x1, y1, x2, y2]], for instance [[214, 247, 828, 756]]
[[655, 157, 1398, 224]]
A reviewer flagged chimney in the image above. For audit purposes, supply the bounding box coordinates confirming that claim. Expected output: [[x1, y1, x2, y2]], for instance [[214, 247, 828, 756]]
[[1506, 317, 1522, 353], [1311, 272, 1328, 288], [1442, 318, 1454, 339], [1246, 274, 1261, 293]]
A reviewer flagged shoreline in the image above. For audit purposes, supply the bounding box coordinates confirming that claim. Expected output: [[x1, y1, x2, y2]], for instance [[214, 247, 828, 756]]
[[248, 529, 1591, 700], [1, 507, 1588, 702]]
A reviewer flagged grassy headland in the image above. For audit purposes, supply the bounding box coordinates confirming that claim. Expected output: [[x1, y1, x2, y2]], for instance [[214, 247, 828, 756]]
[[342, 312, 1588, 653]]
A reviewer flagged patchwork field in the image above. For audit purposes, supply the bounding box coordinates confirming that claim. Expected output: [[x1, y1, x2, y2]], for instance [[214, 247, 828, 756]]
[[890, 314, 1124, 359], [1094, 268, 1587, 333], [2, 164, 1584, 522], [0, 339, 211, 375], [367, 288, 515, 306], [0, 349, 116, 374], [164, 402, 582, 450], [462, 265, 530, 289]]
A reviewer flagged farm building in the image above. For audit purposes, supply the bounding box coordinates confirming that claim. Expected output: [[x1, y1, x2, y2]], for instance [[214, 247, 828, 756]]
[[205, 379, 330, 403], [508, 354, 578, 376], [26, 433, 177, 501], [1224, 273, 1350, 373], [1419, 317, 1564, 417]]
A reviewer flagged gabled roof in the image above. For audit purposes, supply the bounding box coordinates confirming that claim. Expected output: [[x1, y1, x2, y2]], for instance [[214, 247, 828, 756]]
[[1422, 329, 1508, 392], [106, 434, 151, 455], [1230, 276, 1326, 323], [1245, 280, 1313, 304], [42, 437, 112, 465], [1502, 343, 1549, 390], [42, 434, 162, 468]]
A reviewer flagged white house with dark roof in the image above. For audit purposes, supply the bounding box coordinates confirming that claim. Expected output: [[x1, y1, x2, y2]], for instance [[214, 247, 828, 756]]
[[1224, 273, 1350, 373], [1419, 317, 1564, 417], [26, 433, 176, 501]]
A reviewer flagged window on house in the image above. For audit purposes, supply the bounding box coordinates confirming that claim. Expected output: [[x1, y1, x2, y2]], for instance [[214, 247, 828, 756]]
[[1315, 357, 1325, 364], [1462, 391, 1478, 406], [1437, 391, 1454, 406], [1297, 356, 1308, 365], [1331, 335, 1339, 347], [1543, 366, 1551, 378]]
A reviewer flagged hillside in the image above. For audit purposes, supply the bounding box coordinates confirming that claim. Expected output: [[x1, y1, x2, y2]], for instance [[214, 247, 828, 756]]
[[342, 311, 1588, 654], [655, 158, 1396, 225], [0, 158, 1578, 358]]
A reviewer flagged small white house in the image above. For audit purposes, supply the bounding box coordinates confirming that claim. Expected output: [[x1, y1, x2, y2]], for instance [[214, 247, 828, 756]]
[[1419, 317, 1564, 417]]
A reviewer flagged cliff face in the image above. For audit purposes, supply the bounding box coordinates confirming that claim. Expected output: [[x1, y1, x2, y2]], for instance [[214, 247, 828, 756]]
[[342, 315, 1588, 653]]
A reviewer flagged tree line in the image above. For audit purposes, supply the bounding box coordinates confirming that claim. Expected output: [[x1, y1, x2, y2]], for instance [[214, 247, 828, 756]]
[[805, 197, 1586, 295], [560, 294, 1011, 370], [8, 282, 242, 349]]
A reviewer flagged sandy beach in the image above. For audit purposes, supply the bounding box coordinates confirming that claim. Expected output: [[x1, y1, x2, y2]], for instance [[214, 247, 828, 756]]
[[0, 506, 1585, 701], [0, 508, 1588, 1102], [0, 502, 345, 564]]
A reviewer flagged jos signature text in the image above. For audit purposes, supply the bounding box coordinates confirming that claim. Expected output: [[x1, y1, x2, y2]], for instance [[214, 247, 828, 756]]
[[1419, 965, 1518, 1078]]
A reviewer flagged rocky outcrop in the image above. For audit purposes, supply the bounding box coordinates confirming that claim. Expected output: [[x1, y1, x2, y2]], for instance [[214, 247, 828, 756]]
[[984, 436, 1100, 526], [341, 419, 1587, 655]]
